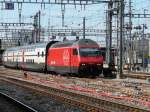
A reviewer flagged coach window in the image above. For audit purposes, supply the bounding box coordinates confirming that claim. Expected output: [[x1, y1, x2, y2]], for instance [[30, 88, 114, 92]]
[[73, 48, 78, 55], [38, 52, 40, 57], [42, 51, 44, 57]]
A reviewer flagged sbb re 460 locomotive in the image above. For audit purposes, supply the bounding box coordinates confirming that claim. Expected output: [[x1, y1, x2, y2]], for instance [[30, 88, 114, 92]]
[[3, 39, 103, 77]]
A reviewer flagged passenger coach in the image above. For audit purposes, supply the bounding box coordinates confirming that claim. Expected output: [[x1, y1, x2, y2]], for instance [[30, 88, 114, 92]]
[[3, 41, 58, 72]]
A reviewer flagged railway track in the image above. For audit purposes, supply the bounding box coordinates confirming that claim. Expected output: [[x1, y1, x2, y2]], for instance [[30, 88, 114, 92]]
[[0, 68, 150, 103], [0, 91, 38, 112], [123, 71, 150, 80], [0, 75, 149, 112]]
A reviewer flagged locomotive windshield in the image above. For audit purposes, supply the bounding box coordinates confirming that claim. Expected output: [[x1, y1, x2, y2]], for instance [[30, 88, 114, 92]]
[[79, 48, 101, 57]]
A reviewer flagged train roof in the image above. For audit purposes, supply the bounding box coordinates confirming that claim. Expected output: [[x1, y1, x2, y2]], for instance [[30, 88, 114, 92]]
[[4, 39, 99, 51], [5, 42, 48, 51], [51, 39, 99, 48]]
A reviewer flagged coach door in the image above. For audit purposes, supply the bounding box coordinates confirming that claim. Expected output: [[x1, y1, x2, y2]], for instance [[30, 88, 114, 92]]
[[71, 48, 78, 73], [22, 50, 24, 63], [21, 49, 25, 68], [62, 48, 71, 73]]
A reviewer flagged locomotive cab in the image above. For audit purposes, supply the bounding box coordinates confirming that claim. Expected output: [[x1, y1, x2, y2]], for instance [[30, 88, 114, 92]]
[[78, 47, 103, 76]]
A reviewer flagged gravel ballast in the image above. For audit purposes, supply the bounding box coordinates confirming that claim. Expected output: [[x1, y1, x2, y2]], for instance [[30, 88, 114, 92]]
[[0, 81, 84, 112]]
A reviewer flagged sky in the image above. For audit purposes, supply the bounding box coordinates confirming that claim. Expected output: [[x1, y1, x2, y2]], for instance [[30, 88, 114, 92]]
[[0, 0, 149, 45], [0, 2, 107, 29]]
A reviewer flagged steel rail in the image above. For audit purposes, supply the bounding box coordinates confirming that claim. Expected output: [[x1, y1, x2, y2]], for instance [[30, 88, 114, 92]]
[[123, 72, 150, 80], [0, 91, 38, 112]]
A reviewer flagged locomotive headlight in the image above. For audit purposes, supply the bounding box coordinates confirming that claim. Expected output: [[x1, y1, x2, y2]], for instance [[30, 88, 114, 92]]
[[82, 64, 86, 66]]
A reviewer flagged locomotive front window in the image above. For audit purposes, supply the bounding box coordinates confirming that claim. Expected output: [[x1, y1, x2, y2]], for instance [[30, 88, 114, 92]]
[[42, 51, 44, 57], [79, 48, 101, 57]]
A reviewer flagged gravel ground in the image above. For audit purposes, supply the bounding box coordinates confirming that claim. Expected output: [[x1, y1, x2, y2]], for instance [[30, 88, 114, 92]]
[[0, 95, 28, 112], [0, 81, 84, 112]]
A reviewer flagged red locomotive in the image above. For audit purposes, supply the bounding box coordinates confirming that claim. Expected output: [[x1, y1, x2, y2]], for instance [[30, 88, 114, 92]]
[[47, 39, 103, 76], [3, 39, 103, 77]]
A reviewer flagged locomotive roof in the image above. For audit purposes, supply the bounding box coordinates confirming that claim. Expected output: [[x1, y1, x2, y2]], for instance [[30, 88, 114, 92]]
[[51, 39, 98, 48]]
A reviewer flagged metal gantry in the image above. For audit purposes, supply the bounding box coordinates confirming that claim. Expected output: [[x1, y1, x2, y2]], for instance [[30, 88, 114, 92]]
[[0, 23, 33, 26], [125, 13, 150, 18], [0, 0, 112, 5], [124, 3, 150, 72], [47, 28, 108, 36], [119, 0, 124, 78], [0, 0, 126, 79]]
